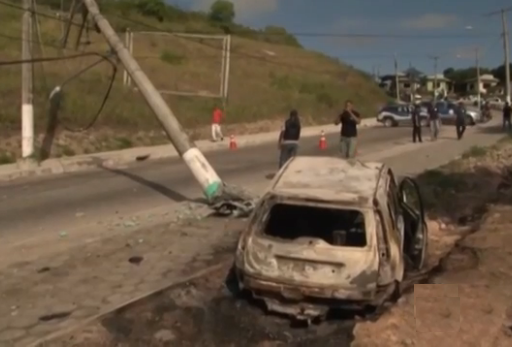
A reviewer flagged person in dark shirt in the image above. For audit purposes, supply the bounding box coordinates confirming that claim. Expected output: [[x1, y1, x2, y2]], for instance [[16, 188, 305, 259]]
[[334, 100, 361, 158], [277, 109, 301, 169], [503, 102, 512, 132], [427, 102, 440, 141], [455, 102, 466, 140], [411, 102, 422, 143]]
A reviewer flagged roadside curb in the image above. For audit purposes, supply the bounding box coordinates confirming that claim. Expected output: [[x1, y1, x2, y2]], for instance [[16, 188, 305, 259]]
[[0, 120, 379, 182]]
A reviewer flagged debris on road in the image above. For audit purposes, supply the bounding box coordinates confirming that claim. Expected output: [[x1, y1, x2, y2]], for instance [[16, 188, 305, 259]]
[[210, 183, 257, 217], [42, 139, 512, 347]]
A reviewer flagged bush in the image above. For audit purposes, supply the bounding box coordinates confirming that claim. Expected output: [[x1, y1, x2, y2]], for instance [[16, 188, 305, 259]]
[[160, 50, 185, 65]]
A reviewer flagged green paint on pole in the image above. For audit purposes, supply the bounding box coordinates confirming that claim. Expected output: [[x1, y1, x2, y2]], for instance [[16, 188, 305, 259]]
[[204, 181, 222, 200]]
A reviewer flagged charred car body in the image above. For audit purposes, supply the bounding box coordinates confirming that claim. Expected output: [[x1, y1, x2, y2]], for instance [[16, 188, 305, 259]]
[[234, 156, 428, 321]]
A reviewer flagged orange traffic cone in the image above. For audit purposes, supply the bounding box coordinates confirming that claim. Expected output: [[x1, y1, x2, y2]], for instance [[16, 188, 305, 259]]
[[318, 131, 327, 150], [229, 135, 237, 150]]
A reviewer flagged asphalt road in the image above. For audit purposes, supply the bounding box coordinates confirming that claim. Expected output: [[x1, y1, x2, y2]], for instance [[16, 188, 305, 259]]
[[0, 127, 411, 242]]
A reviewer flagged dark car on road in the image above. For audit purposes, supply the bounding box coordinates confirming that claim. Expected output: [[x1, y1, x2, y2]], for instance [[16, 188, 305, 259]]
[[376, 104, 429, 127]]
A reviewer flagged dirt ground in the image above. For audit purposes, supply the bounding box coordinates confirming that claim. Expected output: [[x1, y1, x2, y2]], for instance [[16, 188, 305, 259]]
[[352, 140, 512, 346], [10, 140, 512, 347]]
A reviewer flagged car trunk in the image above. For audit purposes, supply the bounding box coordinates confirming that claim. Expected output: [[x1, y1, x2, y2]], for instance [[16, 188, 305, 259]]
[[245, 201, 379, 290]]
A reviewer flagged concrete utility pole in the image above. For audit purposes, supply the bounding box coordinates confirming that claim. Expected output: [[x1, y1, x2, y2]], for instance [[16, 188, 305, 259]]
[[428, 55, 439, 101], [502, 9, 511, 103], [394, 54, 400, 101], [21, 0, 34, 159], [81, 0, 251, 212], [475, 47, 481, 109], [485, 7, 512, 103]]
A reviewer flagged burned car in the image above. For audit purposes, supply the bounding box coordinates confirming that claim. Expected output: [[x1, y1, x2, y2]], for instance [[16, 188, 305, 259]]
[[233, 156, 428, 321]]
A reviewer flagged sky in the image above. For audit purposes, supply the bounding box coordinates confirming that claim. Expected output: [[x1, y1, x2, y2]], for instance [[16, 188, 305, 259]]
[[168, 0, 512, 76]]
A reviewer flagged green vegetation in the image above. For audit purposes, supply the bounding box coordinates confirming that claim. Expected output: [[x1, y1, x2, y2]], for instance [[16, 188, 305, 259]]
[[461, 145, 488, 159], [0, 0, 389, 159]]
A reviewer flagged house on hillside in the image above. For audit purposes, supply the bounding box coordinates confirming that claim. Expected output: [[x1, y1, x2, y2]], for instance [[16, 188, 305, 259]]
[[465, 74, 499, 94], [379, 72, 421, 93], [424, 74, 451, 95]]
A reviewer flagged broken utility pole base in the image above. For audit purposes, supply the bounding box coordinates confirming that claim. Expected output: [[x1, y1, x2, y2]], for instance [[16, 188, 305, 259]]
[[209, 183, 256, 217], [81, 0, 255, 217]]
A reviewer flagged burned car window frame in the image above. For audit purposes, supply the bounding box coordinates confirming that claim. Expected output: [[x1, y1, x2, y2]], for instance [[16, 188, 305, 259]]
[[252, 195, 374, 249]]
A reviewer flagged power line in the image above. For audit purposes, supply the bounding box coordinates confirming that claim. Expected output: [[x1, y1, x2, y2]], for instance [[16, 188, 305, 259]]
[[0, 1, 500, 40], [0, 0, 93, 30]]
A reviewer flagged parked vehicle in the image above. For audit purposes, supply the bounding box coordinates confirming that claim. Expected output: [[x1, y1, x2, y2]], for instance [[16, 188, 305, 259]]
[[376, 104, 429, 127], [233, 156, 428, 321], [473, 96, 503, 107], [434, 101, 481, 125]]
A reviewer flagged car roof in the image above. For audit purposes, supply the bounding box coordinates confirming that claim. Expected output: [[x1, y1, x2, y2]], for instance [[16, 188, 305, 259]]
[[269, 156, 385, 206]]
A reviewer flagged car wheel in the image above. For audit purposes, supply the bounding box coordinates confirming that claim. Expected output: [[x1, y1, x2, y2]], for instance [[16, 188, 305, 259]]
[[465, 115, 475, 126], [383, 117, 394, 127]]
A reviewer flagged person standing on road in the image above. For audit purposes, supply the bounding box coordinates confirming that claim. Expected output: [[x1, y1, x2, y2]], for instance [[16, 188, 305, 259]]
[[411, 102, 422, 143], [482, 101, 492, 121], [211, 106, 224, 142], [455, 101, 467, 140], [334, 100, 361, 158], [427, 102, 440, 141], [503, 101, 512, 132], [277, 109, 301, 169]]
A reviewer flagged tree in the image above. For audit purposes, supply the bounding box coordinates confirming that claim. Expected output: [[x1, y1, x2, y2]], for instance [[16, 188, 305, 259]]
[[442, 67, 491, 83], [443, 68, 455, 78], [491, 63, 512, 83], [134, 0, 167, 22], [404, 67, 423, 82], [208, 0, 235, 24]]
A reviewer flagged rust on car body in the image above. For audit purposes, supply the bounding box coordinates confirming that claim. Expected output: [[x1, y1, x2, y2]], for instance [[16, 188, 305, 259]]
[[235, 156, 426, 320]]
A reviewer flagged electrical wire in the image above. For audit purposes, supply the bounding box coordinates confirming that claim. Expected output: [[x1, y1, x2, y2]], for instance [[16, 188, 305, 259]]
[[0, 45, 118, 132], [2, 0, 502, 75], [55, 54, 117, 132], [108, 12, 503, 76], [0, 0, 94, 31]]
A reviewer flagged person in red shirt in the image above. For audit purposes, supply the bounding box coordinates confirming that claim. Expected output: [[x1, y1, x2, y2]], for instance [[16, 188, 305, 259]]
[[211, 106, 224, 142]]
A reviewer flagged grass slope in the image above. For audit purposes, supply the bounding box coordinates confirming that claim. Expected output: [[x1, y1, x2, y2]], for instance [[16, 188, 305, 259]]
[[0, 1, 389, 160]]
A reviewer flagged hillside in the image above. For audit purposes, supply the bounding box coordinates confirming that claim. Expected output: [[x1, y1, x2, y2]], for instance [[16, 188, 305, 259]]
[[0, 0, 389, 161]]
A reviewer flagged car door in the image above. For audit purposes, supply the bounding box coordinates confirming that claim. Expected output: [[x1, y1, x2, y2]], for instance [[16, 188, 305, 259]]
[[435, 102, 449, 124], [395, 106, 411, 126], [376, 170, 405, 283], [398, 177, 428, 271], [446, 103, 457, 124]]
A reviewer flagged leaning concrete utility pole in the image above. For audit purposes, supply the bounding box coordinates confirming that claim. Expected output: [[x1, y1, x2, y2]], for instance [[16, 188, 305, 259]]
[[81, 0, 253, 214], [21, 0, 34, 159]]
